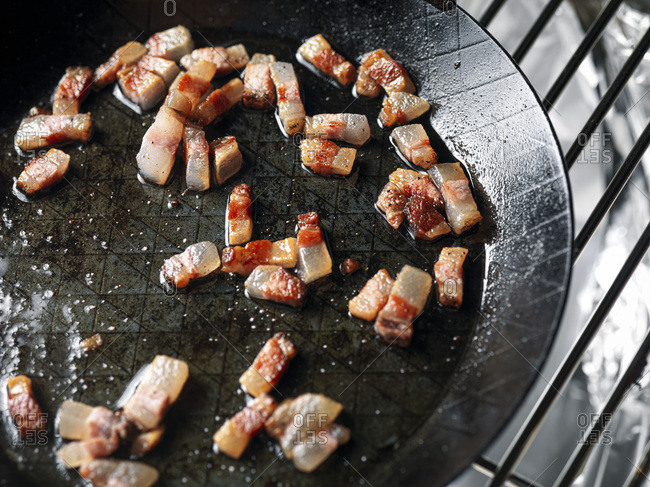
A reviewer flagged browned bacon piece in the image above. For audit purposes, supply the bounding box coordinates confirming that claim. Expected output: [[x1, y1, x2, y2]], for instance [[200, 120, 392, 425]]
[[15, 113, 92, 151], [376, 182, 407, 229], [300, 138, 356, 177], [92, 41, 148, 91], [391, 124, 438, 169], [180, 44, 249, 74], [434, 247, 468, 309], [298, 34, 356, 86], [226, 183, 253, 246], [210, 135, 243, 185], [53, 66, 93, 115], [117, 65, 167, 111], [136, 55, 180, 87], [379, 92, 430, 127], [403, 196, 451, 241], [296, 212, 332, 284], [189, 78, 244, 126], [213, 394, 277, 459], [356, 49, 415, 96], [243, 53, 276, 109], [349, 269, 395, 321], [17, 148, 70, 194], [7, 375, 46, 437], [239, 333, 297, 397], [169, 59, 217, 110], [221, 238, 297, 276], [145, 25, 193, 61], [270, 62, 306, 135], [340, 258, 360, 275], [79, 459, 159, 487], [245, 266, 307, 308]]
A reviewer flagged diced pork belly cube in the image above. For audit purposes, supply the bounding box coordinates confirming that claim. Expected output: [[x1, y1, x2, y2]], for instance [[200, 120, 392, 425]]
[[137, 54, 181, 86], [221, 238, 298, 276], [189, 78, 244, 126], [296, 212, 332, 284], [239, 332, 297, 397], [171, 59, 218, 110], [225, 44, 250, 69], [349, 269, 395, 321], [226, 183, 253, 246], [391, 124, 437, 169], [15, 113, 92, 150], [298, 34, 356, 86], [79, 459, 159, 487], [376, 182, 407, 229], [136, 106, 185, 185], [380, 92, 430, 127], [180, 44, 248, 74], [53, 66, 93, 115], [300, 138, 356, 176], [164, 89, 192, 117], [93, 41, 148, 90], [270, 62, 306, 136], [7, 375, 46, 437], [429, 162, 482, 235], [245, 266, 306, 307], [117, 65, 167, 111], [161, 241, 221, 288], [434, 247, 468, 309], [183, 124, 210, 192], [145, 25, 194, 61], [210, 135, 243, 185], [17, 148, 70, 194], [292, 423, 351, 473], [375, 265, 432, 347], [355, 52, 382, 98], [122, 355, 189, 431], [358, 49, 415, 95], [304, 113, 371, 146], [401, 173, 444, 209], [243, 54, 276, 110], [404, 196, 451, 241], [214, 394, 277, 459]]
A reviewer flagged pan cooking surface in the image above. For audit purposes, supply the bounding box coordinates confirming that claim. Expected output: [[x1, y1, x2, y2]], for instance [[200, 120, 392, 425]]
[[0, 2, 572, 486]]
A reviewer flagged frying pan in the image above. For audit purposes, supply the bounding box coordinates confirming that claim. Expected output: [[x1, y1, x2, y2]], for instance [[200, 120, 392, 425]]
[[0, 0, 573, 485]]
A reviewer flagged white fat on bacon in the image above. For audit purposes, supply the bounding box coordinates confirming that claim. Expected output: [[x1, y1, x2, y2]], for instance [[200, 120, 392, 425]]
[[429, 162, 482, 235], [434, 247, 468, 309], [211, 135, 243, 185], [245, 266, 307, 308], [298, 34, 356, 87], [80, 459, 159, 487], [239, 333, 297, 397], [136, 54, 180, 87], [380, 92, 430, 127], [183, 124, 210, 192], [15, 113, 92, 151], [180, 44, 249, 74], [189, 78, 244, 126], [356, 49, 415, 97], [17, 148, 70, 194], [221, 238, 297, 276], [243, 53, 276, 110], [296, 212, 332, 284], [53, 66, 93, 115], [169, 59, 217, 110], [145, 25, 194, 62], [391, 124, 437, 169], [226, 183, 253, 246], [349, 269, 395, 321], [270, 62, 306, 136], [92, 41, 148, 91], [300, 138, 356, 177], [375, 265, 431, 347], [304, 113, 371, 146], [161, 241, 221, 288], [117, 65, 167, 111]]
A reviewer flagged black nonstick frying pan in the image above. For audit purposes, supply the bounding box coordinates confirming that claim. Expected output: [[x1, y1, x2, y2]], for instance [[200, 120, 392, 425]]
[[0, 1, 573, 485]]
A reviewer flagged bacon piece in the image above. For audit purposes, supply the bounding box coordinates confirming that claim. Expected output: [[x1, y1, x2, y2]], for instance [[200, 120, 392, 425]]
[[180, 44, 249, 73], [16, 148, 70, 194], [164, 89, 192, 117], [402, 175, 444, 209], [391, 123, 437, 169], [79, 459, 159, 487], [349, 269, 394, 321], [7, 375, 46, 437], [265, 393, 348, 472], [221, 238, 297, 276], [130, 425, 165, 457], [161, 241, 221, 288], [210, 135, 243, 185], [376, 182, 407, 229], [404, 196, 451, 241], [298, 34, 356, 86], [93, 41, 148, 91], [243, 53, 276, 110], [214, 394, 277, 459], [245, 266, 306, 307], [429, 162, 482, 235], [239, 333, 297, 397], [80, 333, 103, 351], [136, 106, 185, 185], [145, 25, 193, 61], [434, 247, 468, 309], [300, 138, 356, 176], [15, 113, 92, 151], [117, 65, 167, 111], [270, 62, 306, 136], [53, 66, 93, 115], [340, 258, 360, 275], [304, 113, 370, 146], [189, 78, 244, 126], [136, 55, 180, 87], [122, 355, 189, 431], [380, 92, 430, 127], [169, 59, 218, 110], [296, 212, 332, 284], [357, 49, 415, 96], [354, 53, 381, 98], [183, 125, 210, 192], [375, 265, 432, 347], [226, 183, 253, 245]]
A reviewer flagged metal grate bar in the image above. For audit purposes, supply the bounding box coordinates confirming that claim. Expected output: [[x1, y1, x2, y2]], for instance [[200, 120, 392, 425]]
[[623, 439, 650, 487], [480, 0, 509, 26], [573, 122, 650, 262], [554, 320, 650, 486], [487, 221, 650, 486], [472, 457, 544, 487], [565, 26, 650, 169], [513, 0, 565, 63], [543, 0, 625, 111]]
